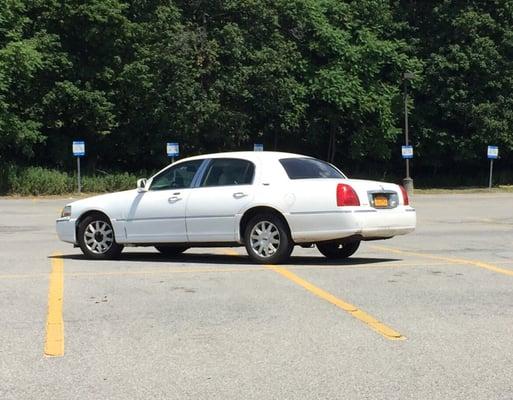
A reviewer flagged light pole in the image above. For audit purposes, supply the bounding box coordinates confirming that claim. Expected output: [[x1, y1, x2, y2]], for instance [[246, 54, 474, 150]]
[[403, 72, 415, 192]]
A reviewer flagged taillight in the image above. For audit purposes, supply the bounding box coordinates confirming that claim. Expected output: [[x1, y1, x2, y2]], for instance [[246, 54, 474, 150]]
[[400, 185, 409, 205], [336, 183, 360, 206]]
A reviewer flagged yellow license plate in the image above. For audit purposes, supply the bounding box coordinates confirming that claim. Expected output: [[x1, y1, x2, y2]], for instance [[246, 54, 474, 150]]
[[374, 196, 388, 207]]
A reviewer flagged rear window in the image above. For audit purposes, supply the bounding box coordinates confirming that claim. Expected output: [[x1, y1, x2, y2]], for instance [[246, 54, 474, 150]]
[[279, 158, 344, 179]]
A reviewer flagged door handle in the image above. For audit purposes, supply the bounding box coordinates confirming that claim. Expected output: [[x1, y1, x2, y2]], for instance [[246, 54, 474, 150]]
[[233, 192, 248, 199], [168, 194, 182, 203]]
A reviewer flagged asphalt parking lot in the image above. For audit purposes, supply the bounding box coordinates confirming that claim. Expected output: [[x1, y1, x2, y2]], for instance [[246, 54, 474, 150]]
[[1, 193, 512, 399]]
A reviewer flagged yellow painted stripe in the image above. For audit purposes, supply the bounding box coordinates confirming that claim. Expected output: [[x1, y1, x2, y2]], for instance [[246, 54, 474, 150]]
[[10, 262, 447, 279], [0, 262, 449, 281], [267, 265, 406, 341], [44, 253, 64, 357], [0, 273, 49, 280], [223, 248, 240, 256], [371, 245, 513, 277], [7, 255, 513, 282]]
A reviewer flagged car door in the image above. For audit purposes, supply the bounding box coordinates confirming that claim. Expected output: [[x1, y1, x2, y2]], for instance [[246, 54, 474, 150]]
[[186, 158, 256, 242], [124, 159, 204, 243]]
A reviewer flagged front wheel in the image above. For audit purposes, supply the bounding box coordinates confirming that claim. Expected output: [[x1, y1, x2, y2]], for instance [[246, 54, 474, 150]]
[[316, 241, 360, 259], [78, 214, 123, 259], [244, 213, 293, 264]]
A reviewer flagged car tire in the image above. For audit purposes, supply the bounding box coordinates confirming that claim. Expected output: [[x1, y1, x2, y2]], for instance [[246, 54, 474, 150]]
[[155, 245, 188, 257], [244, 213, 293, 264], [78, 214, 123, 260], [316, 241, 360, 259]]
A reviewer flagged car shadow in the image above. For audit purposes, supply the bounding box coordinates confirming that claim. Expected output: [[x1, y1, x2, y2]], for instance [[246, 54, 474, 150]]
[[49, 251, 401, 266]]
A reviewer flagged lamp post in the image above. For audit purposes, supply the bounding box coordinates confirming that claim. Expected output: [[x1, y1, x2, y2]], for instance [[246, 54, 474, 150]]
[[403, 72, 415, 193]]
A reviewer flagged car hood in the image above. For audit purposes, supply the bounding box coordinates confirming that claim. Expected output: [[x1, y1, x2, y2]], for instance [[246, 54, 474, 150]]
[[67, 189, 138, 218]]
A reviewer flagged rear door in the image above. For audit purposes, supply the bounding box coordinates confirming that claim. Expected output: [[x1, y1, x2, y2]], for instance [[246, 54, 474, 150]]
[[124, 159, 204, 242], [185, 158, 255, 242]]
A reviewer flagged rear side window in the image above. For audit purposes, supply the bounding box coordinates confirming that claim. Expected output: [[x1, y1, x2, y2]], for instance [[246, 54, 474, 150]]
[[200, 158, 255, 187], [279, 158, 344, 179]]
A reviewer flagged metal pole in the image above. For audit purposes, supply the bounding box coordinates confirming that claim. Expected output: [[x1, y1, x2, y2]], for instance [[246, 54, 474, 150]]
[[77, 157, 81, 194], [404, 79, 409, 176], [172, 156, 175, 164], [403, 77, 413, 192], [488, 159, 494, 189]]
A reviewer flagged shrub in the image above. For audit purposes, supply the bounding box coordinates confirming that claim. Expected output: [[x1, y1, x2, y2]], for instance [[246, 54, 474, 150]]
[[0, 164, 18, 194], [81, 172, 138, 193], [0, 167, 139, 195], [7, 167, 73, 195]]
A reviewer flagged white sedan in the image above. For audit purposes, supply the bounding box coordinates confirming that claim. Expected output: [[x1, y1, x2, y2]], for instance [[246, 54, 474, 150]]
[[56, 151, 416, 263]]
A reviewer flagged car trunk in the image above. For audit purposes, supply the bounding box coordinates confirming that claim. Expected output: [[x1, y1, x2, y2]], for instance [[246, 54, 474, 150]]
[[286, 178, 403, 213]]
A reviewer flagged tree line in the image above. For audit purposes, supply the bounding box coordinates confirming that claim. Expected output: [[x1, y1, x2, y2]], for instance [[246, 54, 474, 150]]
[[1, 0, 512, 185]]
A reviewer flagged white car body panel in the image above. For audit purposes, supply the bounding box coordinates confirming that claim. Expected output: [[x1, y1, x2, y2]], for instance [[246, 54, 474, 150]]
[[186, 184, 255, 242], [56, 151, 416, 247], [124, 189, 191, 243]]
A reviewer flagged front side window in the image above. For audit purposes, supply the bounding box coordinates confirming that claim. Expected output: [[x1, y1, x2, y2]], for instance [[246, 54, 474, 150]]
[[279, 158, 344, 179], [149, 159, 203, 190], [200, 158, 255, 187]]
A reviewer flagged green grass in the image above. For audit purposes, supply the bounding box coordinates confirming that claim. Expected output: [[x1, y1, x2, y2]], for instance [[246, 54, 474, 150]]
[[0, 166, 140, 196], [414, 185, 513, 194]]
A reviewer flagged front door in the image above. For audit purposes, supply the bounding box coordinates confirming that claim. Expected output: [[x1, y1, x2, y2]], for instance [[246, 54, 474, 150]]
[[125, 159, 204, 243], [186, 158, 255, 242]]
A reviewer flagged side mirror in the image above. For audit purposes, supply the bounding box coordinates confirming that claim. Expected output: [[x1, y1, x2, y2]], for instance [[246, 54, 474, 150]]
[[137, 178, 147, 192]]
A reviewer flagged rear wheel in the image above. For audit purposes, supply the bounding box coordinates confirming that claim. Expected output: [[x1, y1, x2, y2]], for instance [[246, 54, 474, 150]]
[[78, 214, 123, 260], [244, 213, 293, 264], [316, 241, 360, 259], [155, 245, 188, 257]]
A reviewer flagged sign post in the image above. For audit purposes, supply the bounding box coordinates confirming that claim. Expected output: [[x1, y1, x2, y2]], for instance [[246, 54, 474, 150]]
[[166, 142, 179, 163], [254, 144, 264, 152], [402, 72, 415, 193], [487, 145, 499, 189], [401, 145, 413, 193], [72, 141, 85, 194]]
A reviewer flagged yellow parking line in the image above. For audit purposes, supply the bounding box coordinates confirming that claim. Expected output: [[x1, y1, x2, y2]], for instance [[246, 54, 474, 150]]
[[2, 262, 445, 279], [220, 249, 404, 339], [371, 245, 513, 277], [267, 265, 405, 340], [0, 273, 48, 280], [0, 261, 452, 281], [44, 253, 64, 357]]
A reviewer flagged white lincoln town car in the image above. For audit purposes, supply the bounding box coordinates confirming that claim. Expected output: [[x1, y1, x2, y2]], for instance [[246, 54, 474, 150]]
[[56, 151, 416, 263]]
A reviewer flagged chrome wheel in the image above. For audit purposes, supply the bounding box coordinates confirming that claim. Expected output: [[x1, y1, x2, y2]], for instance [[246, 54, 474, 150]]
[[249, 220, 280, 258], [84, 220, 114, 254]]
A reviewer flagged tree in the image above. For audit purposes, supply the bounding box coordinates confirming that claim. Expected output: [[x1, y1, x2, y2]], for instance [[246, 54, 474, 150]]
[[398, 0, 513, 177], [0, 1, 45, 164]]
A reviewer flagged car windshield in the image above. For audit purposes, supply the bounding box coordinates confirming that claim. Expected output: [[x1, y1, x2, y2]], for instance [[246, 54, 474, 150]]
[[279, 158, 345, 179]]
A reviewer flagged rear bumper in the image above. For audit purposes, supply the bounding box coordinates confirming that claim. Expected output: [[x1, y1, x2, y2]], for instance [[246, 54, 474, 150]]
[[358, 207, 416, 238], [56, 218, 76, 244], [288, 207, 416, 243]]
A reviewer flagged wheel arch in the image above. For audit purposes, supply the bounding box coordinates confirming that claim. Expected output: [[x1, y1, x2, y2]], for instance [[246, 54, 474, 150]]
[[75, 210, 114, 240], [239, 206, 292, 243]]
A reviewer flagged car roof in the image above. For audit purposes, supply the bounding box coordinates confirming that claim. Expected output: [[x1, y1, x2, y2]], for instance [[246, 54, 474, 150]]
[[181, 151, 312, 163]]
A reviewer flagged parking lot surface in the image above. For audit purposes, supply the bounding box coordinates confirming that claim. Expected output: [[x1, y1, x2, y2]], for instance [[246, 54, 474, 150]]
[[1, 193, 512, 399]]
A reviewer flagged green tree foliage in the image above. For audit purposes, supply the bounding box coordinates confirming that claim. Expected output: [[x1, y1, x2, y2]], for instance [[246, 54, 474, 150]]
[[0, 0, 511, 184], [277, 0, 419, 163], [398, 0, 513, 174], [0, 0, 45, 162]]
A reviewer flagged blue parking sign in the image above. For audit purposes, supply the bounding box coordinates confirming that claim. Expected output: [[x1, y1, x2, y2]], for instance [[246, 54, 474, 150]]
[[401, 145, 413, 159], [167, 142, 179, 157], [72, 141, 85, 157], [487, 145, 498, 159]]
